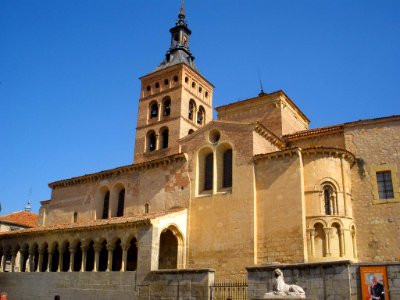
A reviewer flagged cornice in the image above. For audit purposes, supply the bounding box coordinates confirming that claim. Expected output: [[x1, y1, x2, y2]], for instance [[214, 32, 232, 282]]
[[301, 147, 355, 166], [254, 122, 286, 149], [48, 153, 186, 189], [140, 85, 181, 102], [254, 147, 355, 166], [284, 125, 344, 141], [254, 148, 300, 163]]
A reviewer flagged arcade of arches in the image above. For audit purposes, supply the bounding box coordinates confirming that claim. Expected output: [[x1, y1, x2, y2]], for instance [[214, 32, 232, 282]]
[[0, 224, 184, 274]]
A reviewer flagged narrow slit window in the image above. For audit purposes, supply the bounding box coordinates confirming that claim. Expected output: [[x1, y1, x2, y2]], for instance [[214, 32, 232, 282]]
[[117, 189, 125, 217], [102, 191, 110, 219]]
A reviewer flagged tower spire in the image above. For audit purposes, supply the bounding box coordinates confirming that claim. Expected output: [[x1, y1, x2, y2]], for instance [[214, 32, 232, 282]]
[[178, 0, 185, 23], [153, 0, 196, 72]]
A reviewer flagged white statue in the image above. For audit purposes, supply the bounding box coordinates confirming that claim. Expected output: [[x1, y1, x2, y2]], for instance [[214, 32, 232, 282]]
[[264, 268, 306, 299]]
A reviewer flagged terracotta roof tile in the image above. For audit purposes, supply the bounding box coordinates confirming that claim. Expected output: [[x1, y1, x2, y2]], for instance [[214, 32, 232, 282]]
[[0, 211, 38, 228], [0, 208, 186, 237]]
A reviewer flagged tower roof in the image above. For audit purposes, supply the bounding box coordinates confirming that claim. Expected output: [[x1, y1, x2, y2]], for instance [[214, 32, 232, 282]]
[[153, 1, 197, 72]]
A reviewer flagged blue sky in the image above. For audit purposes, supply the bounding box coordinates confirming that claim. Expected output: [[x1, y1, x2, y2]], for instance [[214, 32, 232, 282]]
[[1, 0, 399, 215]]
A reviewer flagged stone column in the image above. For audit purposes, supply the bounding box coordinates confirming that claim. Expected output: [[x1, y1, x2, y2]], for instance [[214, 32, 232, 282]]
[[340, 154, 348, 216], [69, 246, 76, 272], [352, 229, 358, 258], [58, 249, 64, 272], [309, 229, 315, 257], [37, 248, 44, 272], [19, 249, 26, 272], [0, 251, 6, 272], [323, 228, 332, 257], [339, 229, 346, 257], [10, 250, 17, 272], [93, 243, 102, 272], [47, 250, 54, 272], [157, 103, 161, 122], [121, 243, 128, 272], [81, 244, 88, 272], [106, 244, 115, 272], [28, 250, 35, 272]]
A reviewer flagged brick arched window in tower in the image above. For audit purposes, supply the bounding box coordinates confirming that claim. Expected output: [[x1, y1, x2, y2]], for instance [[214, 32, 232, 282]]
[[188, 99, 196, 121], [160, 128, 169, 149], [197, 106, 205, 125], [116, 188, 125, 217], [223, 149, 233, 188], [149, 102, 158, 119], [162, 97, 171, 116], [204, 153, 213, 191], [147, 131, 157, 152], [102, 191, 110, 219]]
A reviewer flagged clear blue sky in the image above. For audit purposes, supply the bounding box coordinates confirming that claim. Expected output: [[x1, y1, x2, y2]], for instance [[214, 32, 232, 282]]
[[1, 1, 399, 215]]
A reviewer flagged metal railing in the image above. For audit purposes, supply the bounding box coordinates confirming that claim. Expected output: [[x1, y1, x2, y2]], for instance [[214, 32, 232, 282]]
[[210, 278, 248, 300]]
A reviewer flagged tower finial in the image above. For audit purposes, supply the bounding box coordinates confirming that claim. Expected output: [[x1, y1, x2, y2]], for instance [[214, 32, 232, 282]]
[[178, 0, 185, 20], [258, 69, 266, 96]]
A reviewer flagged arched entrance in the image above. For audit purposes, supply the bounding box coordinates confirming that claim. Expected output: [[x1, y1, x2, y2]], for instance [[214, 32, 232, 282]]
[[158, 227, 184, 270]]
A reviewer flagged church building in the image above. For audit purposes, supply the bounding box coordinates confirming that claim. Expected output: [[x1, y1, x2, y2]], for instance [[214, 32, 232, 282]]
[[1, 3, 399, 299]]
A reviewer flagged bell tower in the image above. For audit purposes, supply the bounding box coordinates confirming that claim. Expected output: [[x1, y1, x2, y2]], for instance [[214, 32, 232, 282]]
[[134, 1, 214, 163]]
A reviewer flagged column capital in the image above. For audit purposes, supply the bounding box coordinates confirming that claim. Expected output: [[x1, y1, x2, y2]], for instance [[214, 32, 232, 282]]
[[106, 244, 115, 252], [93, 243, 103, 252]]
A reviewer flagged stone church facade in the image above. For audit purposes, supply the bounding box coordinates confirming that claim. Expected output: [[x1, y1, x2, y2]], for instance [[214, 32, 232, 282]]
[[1, 3, 399, 299]]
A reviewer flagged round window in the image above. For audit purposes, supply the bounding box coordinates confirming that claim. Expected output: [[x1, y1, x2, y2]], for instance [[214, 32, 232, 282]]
[[209, 130, 221, 144]]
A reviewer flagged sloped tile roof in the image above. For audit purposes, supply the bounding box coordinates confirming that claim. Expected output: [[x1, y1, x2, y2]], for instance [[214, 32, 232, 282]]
[[0, 211, 38, 228], [0, 208, 186, 237]]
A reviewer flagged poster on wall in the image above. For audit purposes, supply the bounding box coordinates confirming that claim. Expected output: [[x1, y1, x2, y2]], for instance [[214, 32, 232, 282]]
[[360, 266, 389, 300]]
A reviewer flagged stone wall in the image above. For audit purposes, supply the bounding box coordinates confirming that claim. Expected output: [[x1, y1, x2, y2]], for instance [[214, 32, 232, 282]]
[[247, 261, 354, 300], [247, 261, 400, 300], [0, 268, 214, 300], [138, 269, 214, 300], [344, 119, 400, 262], [0, 272, 137, 300]]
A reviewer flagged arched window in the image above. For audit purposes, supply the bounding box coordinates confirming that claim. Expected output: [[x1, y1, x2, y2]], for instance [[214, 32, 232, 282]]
[[160, 128, 169, 149], [73, 212, 78, 223], [73, 242, 82, 271], [323, 185, 337, 215], [188, 129, 194, 135], [126, 237, 138, 271], [98, 241, 108, 272], [61, 242, 70, 272], [40, 243, 48, 272], [204, 153, 213, 191], [188, 100, 196, 121], [223, 149, 232, 188], [197, 106, 205, 125], [116, 189, 125, 217], [50, 244, 59, 272], [147, 131, 157, 152], [85, 241, 95, 272], [112, 239, 123, 271], [163, 97, 171, 116], [314, 223, 326, 258], [102, 191, 110, 219], [145, 203, 150, 214], [149, 102, 158, 119]]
